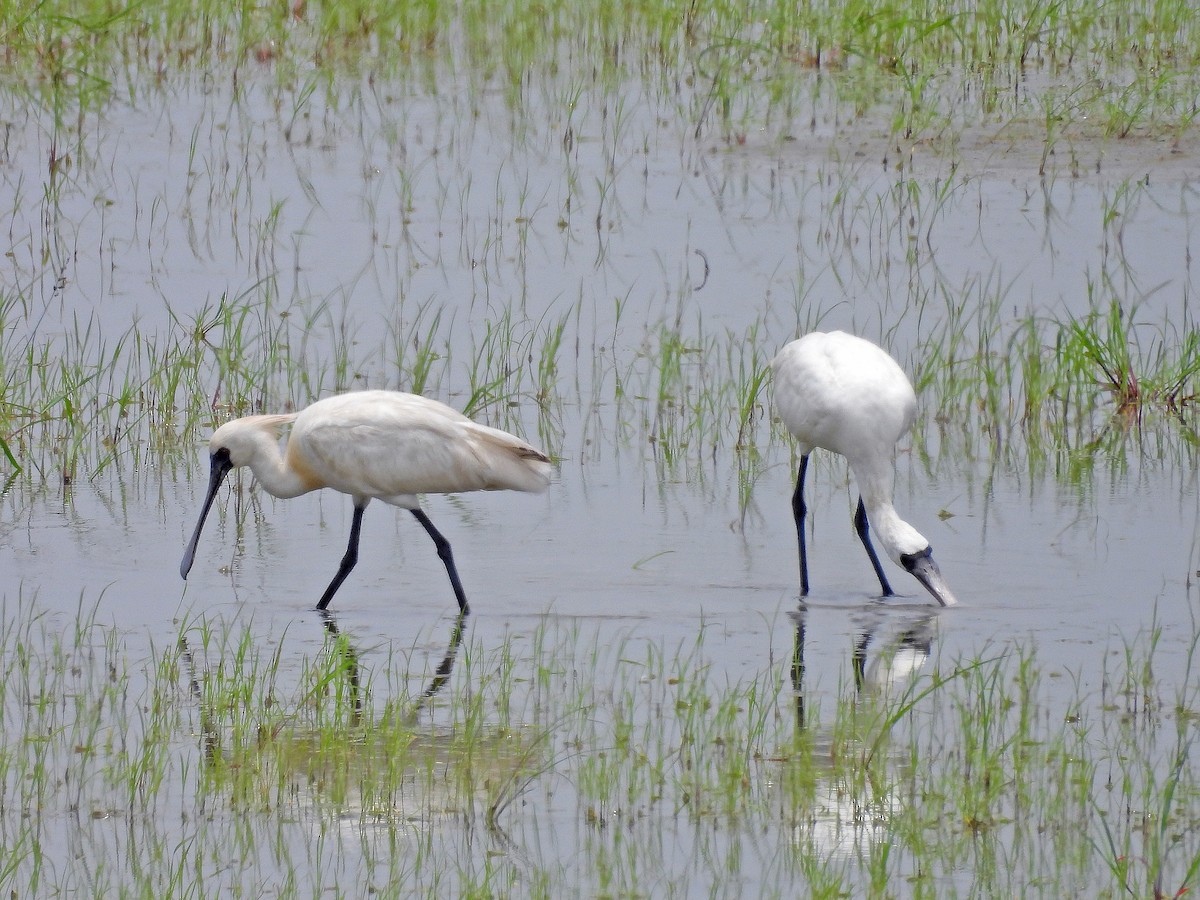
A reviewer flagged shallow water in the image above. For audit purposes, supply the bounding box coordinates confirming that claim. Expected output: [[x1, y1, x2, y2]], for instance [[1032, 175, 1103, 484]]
[[4, 61, 1200, 894], [7, 75, 1198, 359]]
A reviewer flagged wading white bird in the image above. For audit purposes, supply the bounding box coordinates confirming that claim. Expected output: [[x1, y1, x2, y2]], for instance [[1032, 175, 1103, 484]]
[[180, 390, 553, 612], [771, 331, 957, 607]]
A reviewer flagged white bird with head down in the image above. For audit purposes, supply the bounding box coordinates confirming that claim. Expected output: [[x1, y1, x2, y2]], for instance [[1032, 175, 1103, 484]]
[[180, 390, 553, 612], [771, 331, 956, 607]]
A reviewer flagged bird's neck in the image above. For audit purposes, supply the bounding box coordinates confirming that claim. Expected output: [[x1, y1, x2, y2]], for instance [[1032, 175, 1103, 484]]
[[861, 501, 909, 561], [850, 454, 897, 514], [852, 456, 928, 563], [246, 431, 313, 499]]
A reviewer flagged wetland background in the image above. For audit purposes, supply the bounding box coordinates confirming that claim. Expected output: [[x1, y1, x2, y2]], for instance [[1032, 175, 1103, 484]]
[[3, 0, 1200, 895]]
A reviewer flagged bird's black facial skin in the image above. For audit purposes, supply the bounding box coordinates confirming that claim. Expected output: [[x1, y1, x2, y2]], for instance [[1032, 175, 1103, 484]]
[[900, 545, 933, 573], [899, 545, 958, 607], [180, 447, 235, 579]]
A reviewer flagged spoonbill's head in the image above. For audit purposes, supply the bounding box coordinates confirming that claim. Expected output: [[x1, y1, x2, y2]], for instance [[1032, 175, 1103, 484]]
[[179, 446, 236, 581], [207, 415, 284, 467], [899, 546, 957, 607], [180, 416, 290, 581], [879, 517, 958, 608]]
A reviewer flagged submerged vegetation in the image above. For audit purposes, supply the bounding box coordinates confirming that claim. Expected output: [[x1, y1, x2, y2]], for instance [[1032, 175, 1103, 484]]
[[3, 0, 1200, 146], [2, 2, 1200, 896], [2, 0, 1199, 487], [0, 3, 1197, 488], [2, 599, 1200, 896], [2, 270, 1198, 487]]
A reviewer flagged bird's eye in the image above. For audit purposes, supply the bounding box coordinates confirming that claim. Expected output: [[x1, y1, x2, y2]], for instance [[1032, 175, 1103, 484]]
[[900, 546, 933, 571]]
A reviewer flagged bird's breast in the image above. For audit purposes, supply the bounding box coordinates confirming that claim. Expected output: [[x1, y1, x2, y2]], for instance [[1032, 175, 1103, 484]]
[[282, 440, 327, 493]]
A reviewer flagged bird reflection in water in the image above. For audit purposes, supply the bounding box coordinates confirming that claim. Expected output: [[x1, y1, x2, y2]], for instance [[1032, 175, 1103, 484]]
[[181, 610, 469, 766], [786, 606, 941, 859], [311, 609, 470, 724], [790, 606, 938, 730]]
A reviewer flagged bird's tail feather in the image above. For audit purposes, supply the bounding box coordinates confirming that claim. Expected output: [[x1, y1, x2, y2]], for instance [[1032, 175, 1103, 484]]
[[465, 423, 553, 493]]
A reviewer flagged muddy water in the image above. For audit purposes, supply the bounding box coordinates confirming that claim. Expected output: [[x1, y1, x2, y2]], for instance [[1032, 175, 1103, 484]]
[[3, 69, 1200, 892]]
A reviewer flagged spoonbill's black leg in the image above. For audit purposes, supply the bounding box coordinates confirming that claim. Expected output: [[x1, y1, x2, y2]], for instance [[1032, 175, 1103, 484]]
[[411, 509, 470, 613], [854, 497, 895, 597], [791, 454, 811, 595], [317, 503, 367, 610]]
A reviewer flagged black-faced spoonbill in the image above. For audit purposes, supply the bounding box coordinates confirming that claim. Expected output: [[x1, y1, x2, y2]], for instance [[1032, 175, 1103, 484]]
[[180, 390, 553, 612], [771, 331, 957, 607]]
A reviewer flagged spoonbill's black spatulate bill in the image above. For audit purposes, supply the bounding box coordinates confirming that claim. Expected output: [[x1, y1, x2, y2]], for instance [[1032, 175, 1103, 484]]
[[180, 390, 553, 612], [771, 331, 957, 607]]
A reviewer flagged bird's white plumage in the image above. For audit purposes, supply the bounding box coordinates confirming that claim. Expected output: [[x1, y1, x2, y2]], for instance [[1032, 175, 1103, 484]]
[[183, 390, 552, 611], [771, 331, 957, 606], [772, 331, 923, 556], [211, 391, 552, 508], [771, 331, 916, 465], [285, 391, 551, 507]]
